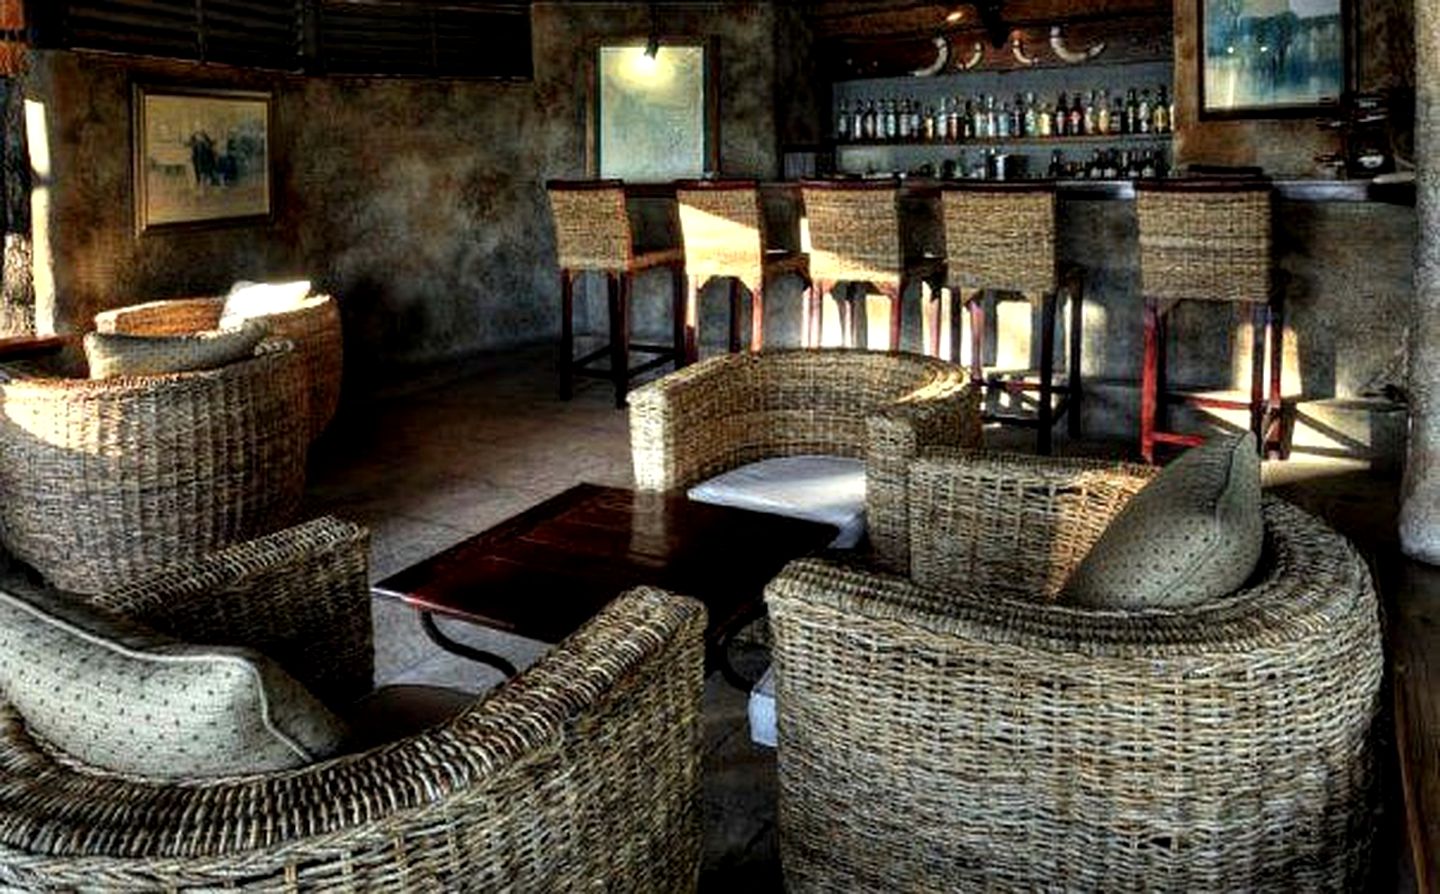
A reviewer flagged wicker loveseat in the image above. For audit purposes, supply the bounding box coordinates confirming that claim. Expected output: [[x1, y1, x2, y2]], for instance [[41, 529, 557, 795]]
[[95, 291, 343, 440], [0, 344, 308, 594], [0, 517, 707, 892], [628, 349, 981, 563], [767, 450, 1383, 892]]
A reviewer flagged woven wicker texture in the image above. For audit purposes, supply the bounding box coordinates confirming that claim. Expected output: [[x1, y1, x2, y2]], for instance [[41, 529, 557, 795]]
[[0, 346, 308, 595], [800, 184, 902, 284], [1137, 186, 1273, 303], [83, 320, 267, 379], [547, 183, 632, 271], [628, 349, 981, 568], [940, 187, 1056, 293], [0, 517, 708, 893], [768, 452, 1381, 892], [95, 293, 344, 441], [677, 184, 765, 288]]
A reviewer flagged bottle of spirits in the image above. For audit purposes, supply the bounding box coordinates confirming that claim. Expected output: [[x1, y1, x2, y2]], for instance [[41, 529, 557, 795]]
[[854, 101, 868, 140], [1083, 91, 1097, 136], [898, 99, 912, 140], [1153, 86, 1170, 134], [1056, 92, 1070, 137], [1023, 92, 1038, 137], [1068, 95, 1084, 136], [1095, 90, 1111, 135], [1038, 101, 1053, 137], [1125, 89, 1139, 135], [837, 100, 850, 141], [1048, 149, 1064, 178], [883, 99, 898, 140], [1138, 89, 1153, 134]]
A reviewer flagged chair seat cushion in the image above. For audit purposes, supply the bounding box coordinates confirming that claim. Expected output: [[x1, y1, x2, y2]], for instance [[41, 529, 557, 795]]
[[0, 582, 347, 779], [748, 664, 777, 748], [219, 279, 314, 325], [83, 320, 267, 379], [687, 455, 866, 548], [1061, 432, 1263, 609]]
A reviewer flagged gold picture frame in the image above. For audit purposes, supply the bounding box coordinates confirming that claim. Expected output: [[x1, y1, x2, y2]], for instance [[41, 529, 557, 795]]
[[133, 85, 273, 233]]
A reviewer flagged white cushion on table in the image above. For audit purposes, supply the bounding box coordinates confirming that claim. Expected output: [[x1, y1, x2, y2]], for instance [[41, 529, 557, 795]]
[[748, 664, 777, 748], [687, 455, 866, 548]]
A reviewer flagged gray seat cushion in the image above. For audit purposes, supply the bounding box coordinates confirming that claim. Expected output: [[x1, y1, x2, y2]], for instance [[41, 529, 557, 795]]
[[1061, 432, 1263, 609], [84, 319, 268, 379], [687, 455, 866, 548], [0, 583, 347, 779]]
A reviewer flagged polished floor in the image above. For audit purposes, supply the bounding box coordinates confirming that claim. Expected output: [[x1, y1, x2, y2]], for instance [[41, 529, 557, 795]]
[[303, 344, 1415, 892]]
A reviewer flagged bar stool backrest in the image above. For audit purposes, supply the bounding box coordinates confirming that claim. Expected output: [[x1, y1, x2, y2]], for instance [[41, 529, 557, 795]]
[[1136, 180, 1273, 304], [674, 180, 765, 287], [941, 184, 1057, 294], [546, 180, 633, 272], [800, 181, 902, 284]]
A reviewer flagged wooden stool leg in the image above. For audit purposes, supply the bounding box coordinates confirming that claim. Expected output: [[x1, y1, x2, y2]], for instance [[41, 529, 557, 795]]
[[728, 278, 743, 354], [1141, 296, 1160, 464], [610, 273, 630, 409], [750, 280, 765, 352], [1155, 302, 1170, 433], [887, 281, 904, 352], [672, 265, 688, 368], [807, 279, 830, 348], [837, 283, 855, 348], [559, 269, 575, 401], [1037, 290, 1057, 455], [968, 291, 985, 386], [685, 274, 701, 364], [1067, 273, 1084, 439], [1268, 300, 1286, 457], [1250, 302, 1267, 448]]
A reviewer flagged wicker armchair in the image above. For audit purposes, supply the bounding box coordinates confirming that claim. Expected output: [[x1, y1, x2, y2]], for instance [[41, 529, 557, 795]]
[[0, 345, 308, 594], [768, 451, 1382, 892], [0, 517, 707, 892], [94, 292, 343, 440], [628, 349, 981, 565]]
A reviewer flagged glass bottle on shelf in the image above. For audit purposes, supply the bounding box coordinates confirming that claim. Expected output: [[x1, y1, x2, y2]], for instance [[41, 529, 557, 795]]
[[1023, 91, 1038, 137], [1068, 95, 1084, 136], [836, 100, 850, 141], [898, 99, 912, 140], [1083, 91, 1097, 136], [1153, 85, 1171, 134], [909, 100, 923, 139], [1056, 92, 1069, 137], [1038, 101, 1054, 137], [1124, 89, 1139, 135], [1138, 89, 1153, 134], [1095, 90, 1111, 135], [1048, 149, 1064, 178], [996, 100, 1012, 138], [883, 99, 898, 140], [854, 102, 868, 141]]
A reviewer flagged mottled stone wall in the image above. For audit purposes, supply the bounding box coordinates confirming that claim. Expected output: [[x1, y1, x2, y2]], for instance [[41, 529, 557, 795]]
[[21, 2, 786, 389], [1399, 0, 1438, 562]]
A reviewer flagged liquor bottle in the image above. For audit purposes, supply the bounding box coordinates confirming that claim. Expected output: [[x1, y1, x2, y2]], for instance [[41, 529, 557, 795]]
[[1038, 101, 1053, 137], [854, 101, 867, 141], [1113, 95, 1126, 135], [883, 99, 898, 140], [1102, 149, 1119, 179], [864, 100, 878, 140], [1140, 150, 1157, 179], [898, 99, 912, 140], [1125, 89, 1139, 135], [1095, 90, 1111, 135], [924, 105, 938, 141], [1138, 89, 1153, 134], [1012, 94, 1024, 137], [962, 99, 975, 139], [1083, 91, 1097, 136], [1048, 149, 1064, 178], [1056, 92, 1069, 136], [985, 95, 998, 139], [1153, 86, 1170, 134], [909, 100, 923, 139], [1023, 92, 1038, 137], [996, 101, 1011, 138], [836, 100, 850, 141], [972, 96, 986, 139], [1068, 95, 1083, 137], [945, 98, 959, 141]]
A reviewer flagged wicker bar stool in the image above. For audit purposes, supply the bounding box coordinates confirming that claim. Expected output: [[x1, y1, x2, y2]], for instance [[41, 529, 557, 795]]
[[1136, 179, 1283, 463], [799, 180, 945, 351], [546, 180, 686, 408], [674, 180, 810, 361], [938, 182, 1082, 455]]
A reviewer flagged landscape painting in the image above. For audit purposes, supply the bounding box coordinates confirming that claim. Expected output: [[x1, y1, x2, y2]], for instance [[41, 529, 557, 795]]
[[134, 87, 271, 232], [1200, 0, 1345, 116]]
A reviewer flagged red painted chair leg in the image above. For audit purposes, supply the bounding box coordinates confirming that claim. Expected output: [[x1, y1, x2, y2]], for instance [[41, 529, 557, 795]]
[[1141, 296, 1159, 464], [728, 278, 742, 354], [559, 269, 575, 400], [750, 281, 765, 352]]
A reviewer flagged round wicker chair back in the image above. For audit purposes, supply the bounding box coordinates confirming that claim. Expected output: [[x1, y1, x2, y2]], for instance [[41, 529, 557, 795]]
[[675, 181, 765, 288], [547, 180, 634, 272], [1136, 180, 1273, 304], [0, 346, 308, 594], [800, 182, 902, 285], [940, 184, 1057, 294]]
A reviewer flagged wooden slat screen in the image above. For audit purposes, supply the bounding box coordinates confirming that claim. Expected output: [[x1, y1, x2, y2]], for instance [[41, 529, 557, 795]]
[[26, 0, 532, 79]]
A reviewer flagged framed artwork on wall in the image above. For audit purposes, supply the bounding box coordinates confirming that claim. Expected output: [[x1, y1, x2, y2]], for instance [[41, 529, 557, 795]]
[[1198, 0, 1346, 117], [590, 40, 717, 181], [133, 86, 272, 233]]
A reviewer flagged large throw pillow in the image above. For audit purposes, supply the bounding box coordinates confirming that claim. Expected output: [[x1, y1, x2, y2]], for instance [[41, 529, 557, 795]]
[[688, 455, 867, 548], [0, 582, 346, 779], [1061, 432, 1263, 609], [84, 319, 267, 379], [220, 279, 313, 326]]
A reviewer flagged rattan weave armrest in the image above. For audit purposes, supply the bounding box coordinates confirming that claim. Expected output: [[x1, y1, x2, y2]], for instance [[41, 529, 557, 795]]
[[905, 449, 1155, 600], [630, 354, 756, 492], [92, 516, 374, 705], [93, 296, 225, 336]]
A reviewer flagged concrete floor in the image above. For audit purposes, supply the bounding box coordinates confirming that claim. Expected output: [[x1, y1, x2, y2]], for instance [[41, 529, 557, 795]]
[[303, 344, 1415, 892]]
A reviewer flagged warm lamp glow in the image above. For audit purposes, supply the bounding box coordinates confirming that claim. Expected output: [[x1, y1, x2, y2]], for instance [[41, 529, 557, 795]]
[[945, 9, 965, 23]]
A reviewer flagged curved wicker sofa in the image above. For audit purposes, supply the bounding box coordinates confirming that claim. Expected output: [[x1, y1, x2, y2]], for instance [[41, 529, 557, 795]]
[[0, 517, 707, 892], [95, 292, 343, 440], [768, 451, 1383, 892], [0, 345, 307, 594], [628, 349, 981, 564]]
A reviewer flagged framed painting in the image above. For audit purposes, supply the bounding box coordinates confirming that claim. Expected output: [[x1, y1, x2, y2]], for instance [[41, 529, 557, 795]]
[[133, 86, 272, 233], [1198, 0, 1347, 117], [589, 40, 717, 182]]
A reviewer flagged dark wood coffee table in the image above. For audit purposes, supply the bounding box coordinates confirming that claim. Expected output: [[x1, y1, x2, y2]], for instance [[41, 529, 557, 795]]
[[371, 483, 837, 685]]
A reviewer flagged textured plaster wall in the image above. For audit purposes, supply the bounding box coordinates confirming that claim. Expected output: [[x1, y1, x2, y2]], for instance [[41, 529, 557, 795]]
[[22, 2, 785, 388]]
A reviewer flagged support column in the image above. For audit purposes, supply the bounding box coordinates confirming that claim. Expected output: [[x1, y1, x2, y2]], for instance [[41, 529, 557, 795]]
[[1400, 0, 1440, 563]]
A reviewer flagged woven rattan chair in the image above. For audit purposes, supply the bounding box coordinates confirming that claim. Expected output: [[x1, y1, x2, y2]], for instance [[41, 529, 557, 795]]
[[1136, 179, 1284, 463], [0, 516, 707, 892], [94, 292, 343, 441], [768, 450, 1381, 892], [939, 183, 1083, 454], [0, 344, 307, 594], [675, 180, 810, 360], [547, 180, 686, 408], [799, 180, 945, 351], [628, 349, 981, 567]]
